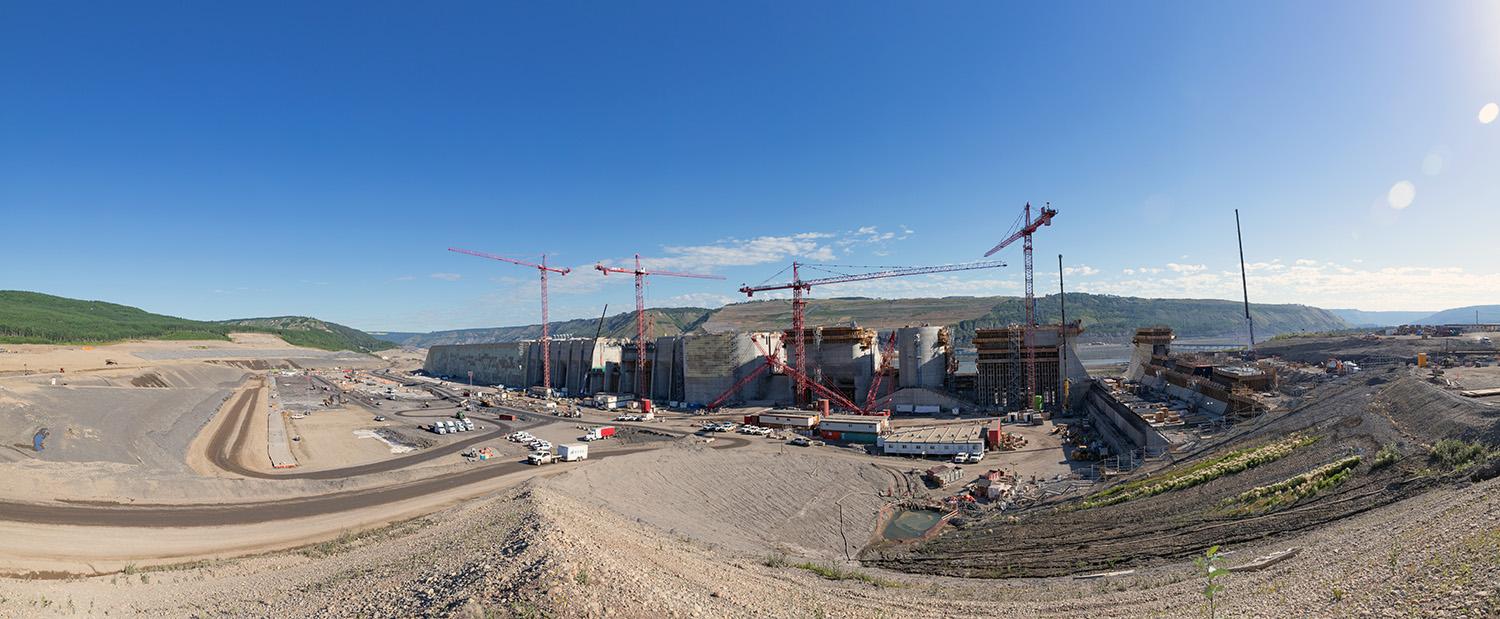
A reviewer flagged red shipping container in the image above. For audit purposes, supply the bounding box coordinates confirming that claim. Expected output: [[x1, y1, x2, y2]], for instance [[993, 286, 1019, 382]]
[[641, 398, 653, 414], [497, 413, 517, 421], [820, 430, 842, 441], [744, 415, 758, 425], [986, 428, 1001, 448], [599, 426, 617, 438]]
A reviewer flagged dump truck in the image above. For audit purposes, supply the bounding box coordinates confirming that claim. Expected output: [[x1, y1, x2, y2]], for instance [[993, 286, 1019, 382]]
[[584, 426, 617, 441], [558, 443, 588, 462]]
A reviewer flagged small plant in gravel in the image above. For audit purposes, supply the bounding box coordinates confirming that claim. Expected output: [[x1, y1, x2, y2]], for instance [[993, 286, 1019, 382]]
[[789, 561, 902, 588], [574, 570, 589, 585], [1194, 545, 1227, 619]]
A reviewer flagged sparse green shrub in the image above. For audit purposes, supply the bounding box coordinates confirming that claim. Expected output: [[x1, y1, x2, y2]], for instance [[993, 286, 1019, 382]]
[[1081, 435, 1318, 509], [1225, 455, 1361, 514], [575, 570, 589, 585], [1372, 444, 1400, 470], [1428, 439, 1491, 471]]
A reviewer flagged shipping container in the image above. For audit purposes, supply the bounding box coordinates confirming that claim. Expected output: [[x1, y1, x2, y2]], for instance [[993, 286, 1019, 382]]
[[819, 430, 842, 441], [497, 413, 517, 421], [841, 431, 879, 444], [744, 415, 759, 425]]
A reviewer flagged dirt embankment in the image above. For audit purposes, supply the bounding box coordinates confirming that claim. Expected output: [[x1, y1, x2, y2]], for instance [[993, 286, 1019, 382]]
[[867, 373, 1491, 578]]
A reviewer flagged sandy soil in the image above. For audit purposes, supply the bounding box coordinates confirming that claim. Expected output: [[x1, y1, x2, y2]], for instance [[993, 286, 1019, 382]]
[[285, 408, 417, 472]]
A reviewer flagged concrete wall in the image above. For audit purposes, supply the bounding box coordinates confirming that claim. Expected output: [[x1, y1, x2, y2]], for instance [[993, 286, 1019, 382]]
[[1084, 382, 1171, 456], [897, 327, 946, 389], [425, 339, 620, 394], [651, 336, 684, 403], [683, 332, 786, 406], [424, 342, 530, 387]]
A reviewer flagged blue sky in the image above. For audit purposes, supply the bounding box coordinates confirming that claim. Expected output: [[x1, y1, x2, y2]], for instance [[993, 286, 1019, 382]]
[[3, 2, 1498, 331]]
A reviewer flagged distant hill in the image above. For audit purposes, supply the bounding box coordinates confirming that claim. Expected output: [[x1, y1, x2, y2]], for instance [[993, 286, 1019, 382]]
[[216, 316, 392, 353], [1327, 309, 1432, 327], [948, 294, 1347, 345], [386, 307, 714, 348], [0, 291, 387, 353], [384, 293, 1353, 348], [1412, 305, 1500, 325]]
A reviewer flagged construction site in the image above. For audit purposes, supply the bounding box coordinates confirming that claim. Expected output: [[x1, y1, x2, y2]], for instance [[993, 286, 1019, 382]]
[[0, 203, 1497, 618]]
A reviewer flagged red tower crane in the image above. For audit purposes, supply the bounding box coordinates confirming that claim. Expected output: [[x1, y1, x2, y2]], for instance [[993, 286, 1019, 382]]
[[595, 254, 724, 396], [740, 260, 1006, 405], [982, 202, 1058, 410], [448, 247, 571, 396]]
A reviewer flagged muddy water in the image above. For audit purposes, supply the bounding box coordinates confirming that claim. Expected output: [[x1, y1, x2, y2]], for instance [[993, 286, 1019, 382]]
[[882, 508, 945, 541]]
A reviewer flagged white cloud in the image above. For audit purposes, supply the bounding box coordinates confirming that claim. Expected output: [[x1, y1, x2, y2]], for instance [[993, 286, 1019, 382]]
[[1122, 268, 1136, 276], [1063, 265, 1100, 277], [1165, 263, 1207, 274], [641, 233, 839, 272], [1294, 259, 1318, 266], [662, 292, 739, 308], [429, 272, 462, 281], [393, 275, 416, 281]]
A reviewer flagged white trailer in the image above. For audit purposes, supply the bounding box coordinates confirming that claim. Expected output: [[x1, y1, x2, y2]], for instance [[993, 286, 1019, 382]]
[[557, 443, 589, 462]]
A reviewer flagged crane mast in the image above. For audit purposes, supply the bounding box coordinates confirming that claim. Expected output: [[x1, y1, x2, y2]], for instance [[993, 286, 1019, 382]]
[[984, 202, 1058, 411]]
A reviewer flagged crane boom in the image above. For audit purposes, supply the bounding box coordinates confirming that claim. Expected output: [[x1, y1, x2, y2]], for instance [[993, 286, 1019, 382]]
[[448, 247, 571, 274], [983, 204, 1056, 257], [740, 260, 1007, 295]]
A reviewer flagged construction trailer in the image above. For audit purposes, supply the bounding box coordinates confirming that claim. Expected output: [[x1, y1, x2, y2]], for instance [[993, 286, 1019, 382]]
[[755, 410, 820, 429], [879, 425, 986, 457]]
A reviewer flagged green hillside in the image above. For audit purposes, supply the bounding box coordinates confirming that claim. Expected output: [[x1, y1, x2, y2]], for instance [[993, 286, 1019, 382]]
[[217, 316, 392, 353], [0, 291, 386, 353]]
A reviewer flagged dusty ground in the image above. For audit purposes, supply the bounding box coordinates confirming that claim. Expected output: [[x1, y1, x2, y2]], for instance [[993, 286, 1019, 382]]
[[0, 450, 1493, 618], [0, 338, 1495, 616]]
